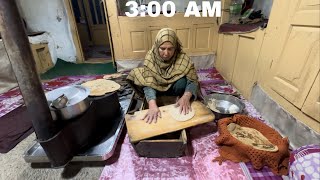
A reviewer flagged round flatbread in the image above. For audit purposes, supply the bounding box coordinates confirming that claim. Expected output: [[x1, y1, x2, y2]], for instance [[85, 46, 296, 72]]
[[103, 73, 122, 79], [81, 79, 121, 96], [169, 105, 195, 122], [227, 123, 279, 152]]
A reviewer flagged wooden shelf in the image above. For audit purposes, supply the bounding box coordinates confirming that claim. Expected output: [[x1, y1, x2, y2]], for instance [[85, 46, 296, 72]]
[[30, 43, 53, 74]]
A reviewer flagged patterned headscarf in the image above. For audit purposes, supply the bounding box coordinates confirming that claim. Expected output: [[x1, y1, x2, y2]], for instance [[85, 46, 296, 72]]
[[127, 28, 198, 92]]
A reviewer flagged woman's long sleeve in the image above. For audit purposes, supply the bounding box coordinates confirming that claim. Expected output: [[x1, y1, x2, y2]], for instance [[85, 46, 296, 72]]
[[185, 79, 198, 99], [143, 86, 157, 102]]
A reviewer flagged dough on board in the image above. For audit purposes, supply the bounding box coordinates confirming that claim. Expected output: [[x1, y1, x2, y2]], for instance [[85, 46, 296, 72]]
[[168, 105, 195, 121]]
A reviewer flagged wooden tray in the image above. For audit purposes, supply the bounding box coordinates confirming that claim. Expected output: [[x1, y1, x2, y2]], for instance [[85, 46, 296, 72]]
[[125, 101, 215, 143]]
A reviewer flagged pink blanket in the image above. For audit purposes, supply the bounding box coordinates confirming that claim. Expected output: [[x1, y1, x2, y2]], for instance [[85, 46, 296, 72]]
[[100, 68, 283, 180], [0, 68, 283, 179], [100, 122, 247, 180], [99, 93, 275, 180], [100, 68, 244, 179]]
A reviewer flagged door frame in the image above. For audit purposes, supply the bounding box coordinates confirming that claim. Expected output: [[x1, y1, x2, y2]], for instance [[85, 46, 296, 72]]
[[63, 0, 114, 64]]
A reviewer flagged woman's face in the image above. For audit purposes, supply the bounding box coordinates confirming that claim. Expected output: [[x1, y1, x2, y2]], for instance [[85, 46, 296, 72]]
[[158, 41, 175, 61]]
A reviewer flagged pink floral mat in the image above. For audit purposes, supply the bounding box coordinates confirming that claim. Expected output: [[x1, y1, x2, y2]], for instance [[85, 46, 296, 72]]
[[99, 68, 283, 180], [0, 69, 284, 179], [100, 122, 247, 180]]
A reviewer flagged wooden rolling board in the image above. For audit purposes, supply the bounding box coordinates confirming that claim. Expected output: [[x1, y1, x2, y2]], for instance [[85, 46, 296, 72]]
[[125, 101, 215, 143]]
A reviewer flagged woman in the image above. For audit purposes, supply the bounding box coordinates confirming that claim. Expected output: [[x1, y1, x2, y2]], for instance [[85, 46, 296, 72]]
[[127, 28, 198, 124]]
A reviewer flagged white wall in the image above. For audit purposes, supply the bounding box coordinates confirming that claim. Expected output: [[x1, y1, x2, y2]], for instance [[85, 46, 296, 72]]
[[16, 0, 77, 63]]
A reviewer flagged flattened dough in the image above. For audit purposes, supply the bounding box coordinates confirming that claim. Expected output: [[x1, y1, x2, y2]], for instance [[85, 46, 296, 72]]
[[169, 105, 195, 121], [81, 79, 121, 96]]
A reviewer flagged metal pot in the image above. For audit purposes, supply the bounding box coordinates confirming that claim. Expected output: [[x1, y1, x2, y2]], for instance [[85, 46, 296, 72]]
[[203, 93, 245, 115], [49, 98, 91, 120], [46, 85, 91, 120]]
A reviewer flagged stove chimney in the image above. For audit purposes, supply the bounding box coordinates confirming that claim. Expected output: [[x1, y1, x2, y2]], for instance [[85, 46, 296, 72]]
[[0, 0, 72, 166]]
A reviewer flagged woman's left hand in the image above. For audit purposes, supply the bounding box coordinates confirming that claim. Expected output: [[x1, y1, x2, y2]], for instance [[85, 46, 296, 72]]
[[175, 91, 193, 115]]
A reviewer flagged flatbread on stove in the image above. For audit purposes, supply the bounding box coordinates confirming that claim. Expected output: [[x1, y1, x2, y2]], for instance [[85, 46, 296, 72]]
[[81, 79, 121, 96], [227, 123, 278, 152], [168, 105, 195, 122], [103, 73, 123, 79]]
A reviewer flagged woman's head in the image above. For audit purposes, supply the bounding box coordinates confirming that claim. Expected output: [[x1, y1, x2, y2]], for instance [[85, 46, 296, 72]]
[[158, 41, 175, 61], [154, 28, 182, 61]]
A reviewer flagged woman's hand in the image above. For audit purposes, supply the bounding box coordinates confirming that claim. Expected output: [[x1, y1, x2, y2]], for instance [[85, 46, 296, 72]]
[[142, 99, 161, 124], [176, 91, 193, 115]]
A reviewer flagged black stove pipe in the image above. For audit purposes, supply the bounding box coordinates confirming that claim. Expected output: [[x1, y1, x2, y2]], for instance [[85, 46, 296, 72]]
[[0, 1, 123, 167], [0, 1, 58, 142]]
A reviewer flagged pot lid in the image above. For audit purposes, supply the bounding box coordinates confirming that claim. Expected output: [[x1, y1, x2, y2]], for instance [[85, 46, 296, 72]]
[[45, 85, 90, 106]]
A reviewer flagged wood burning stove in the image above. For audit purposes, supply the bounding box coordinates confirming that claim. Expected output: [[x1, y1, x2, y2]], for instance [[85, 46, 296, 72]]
[[0, 0, 136, 167], [24, 81, 134, 166]]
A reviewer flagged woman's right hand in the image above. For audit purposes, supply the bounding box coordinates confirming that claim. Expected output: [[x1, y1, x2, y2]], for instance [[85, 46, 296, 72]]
[[142, 99, 161, 124]]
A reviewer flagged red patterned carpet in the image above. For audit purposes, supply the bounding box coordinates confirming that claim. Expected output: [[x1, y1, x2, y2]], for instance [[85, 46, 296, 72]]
[[0, 68, 283, 179]]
